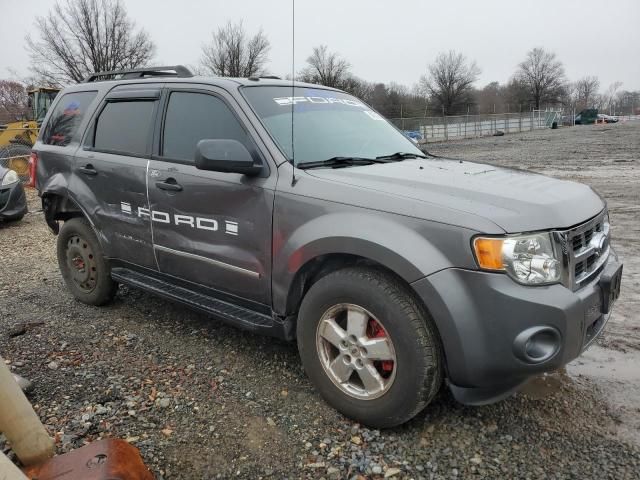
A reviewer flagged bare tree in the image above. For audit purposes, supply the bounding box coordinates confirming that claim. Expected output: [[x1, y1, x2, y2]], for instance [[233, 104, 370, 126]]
[[503, 77, 532, 110], [0, 81, 29, 123], [516, 48, 566, 109], [602, 81, 623, 114], [26, 0, 155, 85], [617, 90, 640, 115], [419, 51, 480, 115], [574, 76, 600, 109], [475, 81, 509, 113], [340, 76, 373, 101], [201, 21, 270, 78], [358, 82, 426, 118], [299, 45, 351, 88]]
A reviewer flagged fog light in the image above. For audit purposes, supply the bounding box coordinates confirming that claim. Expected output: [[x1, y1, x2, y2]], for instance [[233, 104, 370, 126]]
[[513, 326, 560, 364]]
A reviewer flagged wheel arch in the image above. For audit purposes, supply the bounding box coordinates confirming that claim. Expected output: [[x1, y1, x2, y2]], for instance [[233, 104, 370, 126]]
[[283, 252, 414, 317], [40, 175, 101, 240], [41, 192, 83, 233], [272, 211, 454, 317]]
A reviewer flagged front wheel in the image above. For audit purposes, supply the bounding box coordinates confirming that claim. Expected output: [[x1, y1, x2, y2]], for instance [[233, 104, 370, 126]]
[[297, 267, 443, 428], [57, 217, 117, 306]]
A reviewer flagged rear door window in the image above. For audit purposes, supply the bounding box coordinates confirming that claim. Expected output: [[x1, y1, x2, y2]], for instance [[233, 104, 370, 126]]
[[93, 101, 155, 156], [162, 92, 248, 162], [42, 91, 97, 146]]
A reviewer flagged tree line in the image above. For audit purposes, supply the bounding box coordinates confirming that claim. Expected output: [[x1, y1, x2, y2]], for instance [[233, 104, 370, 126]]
[[2, 0, 639, 123]]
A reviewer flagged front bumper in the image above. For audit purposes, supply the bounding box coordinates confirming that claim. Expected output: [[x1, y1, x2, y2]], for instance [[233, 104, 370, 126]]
[[412, 249, 622, 404], [0, 181, 27, 220]]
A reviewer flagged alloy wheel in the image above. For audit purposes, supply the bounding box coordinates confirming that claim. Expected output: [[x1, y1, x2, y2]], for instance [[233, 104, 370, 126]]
[[315, 303, 397, 400]]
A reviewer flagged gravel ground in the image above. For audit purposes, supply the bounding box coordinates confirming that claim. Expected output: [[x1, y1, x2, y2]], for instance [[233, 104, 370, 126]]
[[1, 122, 640, 479]]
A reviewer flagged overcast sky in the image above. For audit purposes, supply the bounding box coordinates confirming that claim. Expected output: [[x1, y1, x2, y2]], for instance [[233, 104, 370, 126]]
[[2, 0, 639, 91]]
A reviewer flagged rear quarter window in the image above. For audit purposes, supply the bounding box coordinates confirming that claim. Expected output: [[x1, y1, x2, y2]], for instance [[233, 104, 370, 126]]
[[41, 91, 97, 146]]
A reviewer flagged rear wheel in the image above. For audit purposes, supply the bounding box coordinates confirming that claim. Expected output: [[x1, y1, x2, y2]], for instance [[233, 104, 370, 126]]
[[57, 218, 117, 306], [297, 267, 443, 428]]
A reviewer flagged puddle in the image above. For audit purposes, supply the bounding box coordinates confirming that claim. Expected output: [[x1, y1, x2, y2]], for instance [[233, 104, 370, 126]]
[[568, 345, 640, 383], [520, 370, 569, 399], [519, 345, 640, 446], [567, 345, 640, 446]]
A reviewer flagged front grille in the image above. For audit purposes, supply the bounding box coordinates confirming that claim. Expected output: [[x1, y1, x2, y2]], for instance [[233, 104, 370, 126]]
[[557, 210, 610, 290], [572, 221, 603, 252]]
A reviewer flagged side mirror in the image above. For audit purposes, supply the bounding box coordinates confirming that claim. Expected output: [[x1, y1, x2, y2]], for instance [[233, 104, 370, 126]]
[[195, 139, 262, 176]]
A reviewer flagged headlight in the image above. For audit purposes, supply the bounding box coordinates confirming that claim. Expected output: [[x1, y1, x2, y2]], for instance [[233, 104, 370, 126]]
[[473, 233, 561, 285], [1, 169, 19, 186]]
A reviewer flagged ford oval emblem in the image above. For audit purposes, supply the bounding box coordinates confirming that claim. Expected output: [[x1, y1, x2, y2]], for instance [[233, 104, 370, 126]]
[[591, 232, 608, 257]]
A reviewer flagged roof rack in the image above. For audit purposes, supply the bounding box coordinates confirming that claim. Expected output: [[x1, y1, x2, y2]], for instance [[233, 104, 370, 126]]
[[247, 75, 282, 81], [83, 65, 193, 83]]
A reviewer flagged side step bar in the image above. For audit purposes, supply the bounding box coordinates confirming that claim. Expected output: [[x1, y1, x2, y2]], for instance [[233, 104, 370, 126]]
[[111, 267, 290, 338]]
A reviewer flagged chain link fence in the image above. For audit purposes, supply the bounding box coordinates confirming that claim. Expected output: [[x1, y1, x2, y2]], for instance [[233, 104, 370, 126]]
[[0, 127, 33, 183], [390, 110, 562, 143]]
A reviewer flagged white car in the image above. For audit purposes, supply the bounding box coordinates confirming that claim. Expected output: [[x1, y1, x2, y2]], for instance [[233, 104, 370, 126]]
[[598, 114, 619, 123]]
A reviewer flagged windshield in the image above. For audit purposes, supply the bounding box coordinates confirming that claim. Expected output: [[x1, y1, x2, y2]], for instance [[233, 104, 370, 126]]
[[241, 86, 422, 165]]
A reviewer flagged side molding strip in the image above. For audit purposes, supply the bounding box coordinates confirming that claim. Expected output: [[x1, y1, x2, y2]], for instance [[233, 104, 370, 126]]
[[154, 244, 261, 279]]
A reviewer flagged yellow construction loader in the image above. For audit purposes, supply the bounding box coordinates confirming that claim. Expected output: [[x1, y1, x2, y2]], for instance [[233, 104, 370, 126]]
[[0, 87, 59, 181]]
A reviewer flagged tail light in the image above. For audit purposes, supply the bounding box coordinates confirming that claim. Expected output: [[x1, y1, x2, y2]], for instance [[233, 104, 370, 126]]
[[28, 151, 38, 188]]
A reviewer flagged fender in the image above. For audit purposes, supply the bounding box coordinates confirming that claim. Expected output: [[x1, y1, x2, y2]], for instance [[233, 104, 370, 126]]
[[39, 173, 106, 248], [272, 210, 469, 315], [40, 172, 71, 233]]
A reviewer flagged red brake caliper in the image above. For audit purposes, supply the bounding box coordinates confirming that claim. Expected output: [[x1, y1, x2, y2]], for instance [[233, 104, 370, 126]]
[[367, 318, 394, 376]]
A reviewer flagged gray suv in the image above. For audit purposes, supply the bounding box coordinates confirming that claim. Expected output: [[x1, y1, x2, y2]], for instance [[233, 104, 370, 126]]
[[32, 66, 623, 427]]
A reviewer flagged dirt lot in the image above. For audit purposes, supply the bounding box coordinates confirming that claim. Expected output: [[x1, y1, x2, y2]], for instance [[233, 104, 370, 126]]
[[1, 122, 639, 479]]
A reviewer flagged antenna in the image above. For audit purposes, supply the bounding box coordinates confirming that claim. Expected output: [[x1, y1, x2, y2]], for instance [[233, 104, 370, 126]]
[[290, 0, 297, 186]]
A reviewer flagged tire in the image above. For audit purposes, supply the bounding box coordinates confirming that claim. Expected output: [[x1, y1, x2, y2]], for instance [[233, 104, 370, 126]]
[[297, 267, 443, 428], [57, 217, 117, 306]]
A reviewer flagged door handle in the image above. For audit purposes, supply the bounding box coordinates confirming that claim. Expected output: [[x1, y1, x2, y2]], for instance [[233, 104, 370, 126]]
[[155, 178, 183, 192], [78, 164, 97, 176]]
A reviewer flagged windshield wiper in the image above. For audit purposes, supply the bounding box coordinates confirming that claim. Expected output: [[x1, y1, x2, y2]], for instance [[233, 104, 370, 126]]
[[376, 152, 428, 161], [297, 156, 390, 170]]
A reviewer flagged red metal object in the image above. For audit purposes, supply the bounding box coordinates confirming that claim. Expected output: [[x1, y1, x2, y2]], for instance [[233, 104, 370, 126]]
[[23, 439, 154, 480]]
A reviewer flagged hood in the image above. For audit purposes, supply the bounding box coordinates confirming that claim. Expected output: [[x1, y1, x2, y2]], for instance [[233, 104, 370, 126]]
[[305, 158, 605, 232]]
